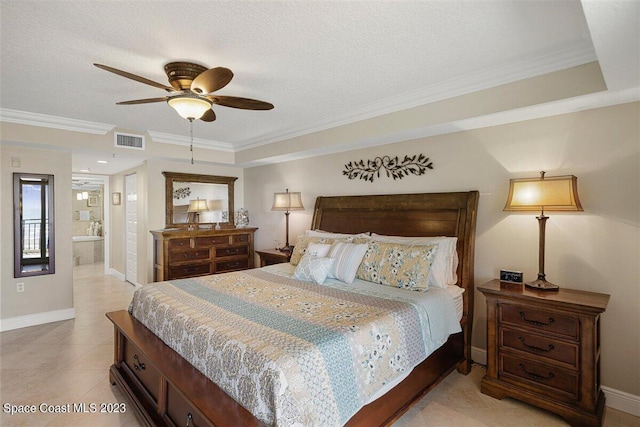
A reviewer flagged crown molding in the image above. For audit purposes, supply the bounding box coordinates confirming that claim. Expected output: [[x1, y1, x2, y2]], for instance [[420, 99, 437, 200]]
[[236, 40, 598, 151], [147, 130, 234, 152], [236, 88, 639, 167], [0, 108, 114, 135]]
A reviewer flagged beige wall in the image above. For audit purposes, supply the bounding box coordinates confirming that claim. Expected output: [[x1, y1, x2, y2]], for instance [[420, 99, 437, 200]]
[[243, 102, 640, 395], [0, 145, 74, 320]]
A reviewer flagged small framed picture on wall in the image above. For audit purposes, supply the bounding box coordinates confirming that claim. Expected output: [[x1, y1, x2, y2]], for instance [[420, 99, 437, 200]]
[[112, 192, 121, 205]]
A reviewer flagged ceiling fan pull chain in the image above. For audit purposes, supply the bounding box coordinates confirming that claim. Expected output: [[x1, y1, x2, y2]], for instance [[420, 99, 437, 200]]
[[189, 118, 194, 164]]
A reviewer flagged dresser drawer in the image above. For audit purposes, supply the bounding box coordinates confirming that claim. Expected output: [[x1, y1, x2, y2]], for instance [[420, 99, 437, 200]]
[[168, 249, 210, 263], [123, 340, 161, 403], [195, 235, 230, 247], [169, 263, 212, 279], [500, 353, 578, 399], [500, 327, 578, 369], [168, 238, 192, 250], [233, 234, 250, 244], [165, 383, 214, 427], [215, 259, 249, 272], [500, 304, 579, 339], [215, 245, 249, 258]]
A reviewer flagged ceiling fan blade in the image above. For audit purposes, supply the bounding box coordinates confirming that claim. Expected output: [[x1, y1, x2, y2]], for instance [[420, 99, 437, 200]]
[[199, 109, 216, 122], [191, 67, 234, 94], [209, 96, 274, 110], [116, 97, 168, 105], [94, 63, 174, 92]]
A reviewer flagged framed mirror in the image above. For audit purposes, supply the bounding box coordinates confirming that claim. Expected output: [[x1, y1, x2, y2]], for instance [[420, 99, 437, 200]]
[[14, 173, 55, 277], [163, 172, 237, 228]]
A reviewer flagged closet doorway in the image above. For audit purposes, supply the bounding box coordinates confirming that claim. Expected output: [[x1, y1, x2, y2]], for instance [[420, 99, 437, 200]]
[[125, 173, 137, 285]]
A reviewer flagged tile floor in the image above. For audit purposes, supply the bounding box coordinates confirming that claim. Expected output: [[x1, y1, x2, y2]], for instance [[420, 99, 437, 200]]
[[1, 263, 638, 426]]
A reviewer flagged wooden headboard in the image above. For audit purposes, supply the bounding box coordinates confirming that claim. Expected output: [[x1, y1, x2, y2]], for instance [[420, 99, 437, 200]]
[[311, 191, 479, 372]]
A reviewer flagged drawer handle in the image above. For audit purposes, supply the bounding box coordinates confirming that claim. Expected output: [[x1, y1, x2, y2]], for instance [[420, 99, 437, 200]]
[[183, 267, 199, 274], [183, 252, 201, 259], [133, 354, 145, 371], [518, 363, 554, 381], [225, 248, 240, 255], [185, 413, 193, 427], [518, 337, 555, 353], [519, 311, 555, 327], [226, 262, 240, 268]]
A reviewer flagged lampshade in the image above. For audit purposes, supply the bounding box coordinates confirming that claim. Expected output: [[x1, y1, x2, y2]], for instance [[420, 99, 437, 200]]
[[272, 190, 304, 212], [208, 199, 224, 211], [167, 95, 212, 120], [187, 198, 209, 213], [504, 174, 583, 212]]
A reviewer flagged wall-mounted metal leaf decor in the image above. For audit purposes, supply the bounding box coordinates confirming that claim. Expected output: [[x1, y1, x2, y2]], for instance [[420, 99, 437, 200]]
[[343, 154, 433, 182], [173, 187, 191, 200]]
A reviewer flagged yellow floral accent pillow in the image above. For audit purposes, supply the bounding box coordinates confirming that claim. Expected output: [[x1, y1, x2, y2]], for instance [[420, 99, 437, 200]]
[[356, 241, 439, 291], [289, 234, 354, 265]]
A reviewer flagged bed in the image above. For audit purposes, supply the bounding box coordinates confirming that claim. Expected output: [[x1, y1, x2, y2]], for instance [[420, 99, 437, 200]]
[[106, 191, 479, 427]]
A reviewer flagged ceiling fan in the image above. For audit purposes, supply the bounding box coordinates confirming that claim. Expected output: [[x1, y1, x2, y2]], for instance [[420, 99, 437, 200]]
[[94, 62, 274, 122]]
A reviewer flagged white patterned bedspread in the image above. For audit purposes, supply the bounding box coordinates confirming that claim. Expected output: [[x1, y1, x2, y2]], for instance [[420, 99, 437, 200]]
[[129, 265, 461, 427]]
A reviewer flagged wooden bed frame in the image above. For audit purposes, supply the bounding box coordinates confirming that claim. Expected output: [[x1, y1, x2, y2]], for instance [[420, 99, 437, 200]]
[[107, 191, 479, 427]]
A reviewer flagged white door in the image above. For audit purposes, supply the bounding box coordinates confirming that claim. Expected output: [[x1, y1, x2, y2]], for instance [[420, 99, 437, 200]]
[[125, 173, 137, 285]]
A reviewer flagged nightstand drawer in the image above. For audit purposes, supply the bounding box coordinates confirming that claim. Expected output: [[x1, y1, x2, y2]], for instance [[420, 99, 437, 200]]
[[500, 327, 578, 368], [500, 304, 578, 339], [500, 353, 578, 399], [168, 249, 210, 263]]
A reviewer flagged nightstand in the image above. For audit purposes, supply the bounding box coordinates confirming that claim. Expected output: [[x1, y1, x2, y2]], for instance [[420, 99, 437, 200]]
[[478, 279, 609, 427], [256, 248, 291, 267]]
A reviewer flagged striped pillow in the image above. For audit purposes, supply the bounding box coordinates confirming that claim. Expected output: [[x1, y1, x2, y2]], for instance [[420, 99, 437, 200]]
[[327, 242, 369, 284]]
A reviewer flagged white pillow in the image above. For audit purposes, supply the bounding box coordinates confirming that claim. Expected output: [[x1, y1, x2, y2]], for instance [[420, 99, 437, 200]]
[[370, 234, 458, 288], [293, 255, 335, 285], [305, 242, 332, 258], [327, 242, 369, 284]]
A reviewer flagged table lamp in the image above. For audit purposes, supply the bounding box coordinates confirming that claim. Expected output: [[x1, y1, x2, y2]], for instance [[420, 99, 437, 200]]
[[504, 171, 583, 291], [271, 189, 304, 252], [187, 197, 209, 227]]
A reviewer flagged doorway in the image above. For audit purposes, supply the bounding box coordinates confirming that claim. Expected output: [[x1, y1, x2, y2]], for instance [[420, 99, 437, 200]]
[[72, 174, 110, 276]]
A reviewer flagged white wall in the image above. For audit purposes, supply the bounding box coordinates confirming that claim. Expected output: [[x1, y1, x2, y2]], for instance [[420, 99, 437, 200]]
[[244, 102, 640, 396], [0, 145, 74, 325]]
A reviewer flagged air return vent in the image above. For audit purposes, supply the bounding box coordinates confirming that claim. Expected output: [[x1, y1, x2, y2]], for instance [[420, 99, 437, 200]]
[[114, 132, 145, 150]]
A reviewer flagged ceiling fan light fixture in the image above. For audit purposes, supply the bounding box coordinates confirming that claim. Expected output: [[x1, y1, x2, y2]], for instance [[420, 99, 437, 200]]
[[167, 95, 212, 120]]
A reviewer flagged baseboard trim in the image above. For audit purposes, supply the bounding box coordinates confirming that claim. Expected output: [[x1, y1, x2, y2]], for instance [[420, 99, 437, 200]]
[[0, 308, 76, 332], [109, 268, 125, 281], [471, 346, 639, 416], [602, 386, 640, 417], [471, 345, 487, 366]]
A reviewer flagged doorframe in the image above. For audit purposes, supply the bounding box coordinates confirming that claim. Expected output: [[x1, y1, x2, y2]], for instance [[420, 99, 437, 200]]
[[72, 174, 110, 276]]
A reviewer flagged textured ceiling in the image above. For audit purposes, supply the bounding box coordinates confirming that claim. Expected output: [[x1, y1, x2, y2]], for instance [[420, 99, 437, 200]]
[[0, 0, 638, 174]]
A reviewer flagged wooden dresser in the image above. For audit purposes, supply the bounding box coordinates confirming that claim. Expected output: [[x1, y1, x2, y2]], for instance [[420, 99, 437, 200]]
[[478, 279, 609, 427], [150, 227, 257, 282]]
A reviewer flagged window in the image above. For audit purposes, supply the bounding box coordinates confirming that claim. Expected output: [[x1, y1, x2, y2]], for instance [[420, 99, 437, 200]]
[[14, 173, 55, 277]]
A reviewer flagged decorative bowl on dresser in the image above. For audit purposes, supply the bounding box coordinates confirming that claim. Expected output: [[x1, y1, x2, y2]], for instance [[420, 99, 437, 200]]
[[478, 279, 609, 427], [150, 227, 257, 282]]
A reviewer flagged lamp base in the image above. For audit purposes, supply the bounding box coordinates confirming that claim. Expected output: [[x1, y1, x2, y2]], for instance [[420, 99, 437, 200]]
[[525, 277, 559, 291]]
